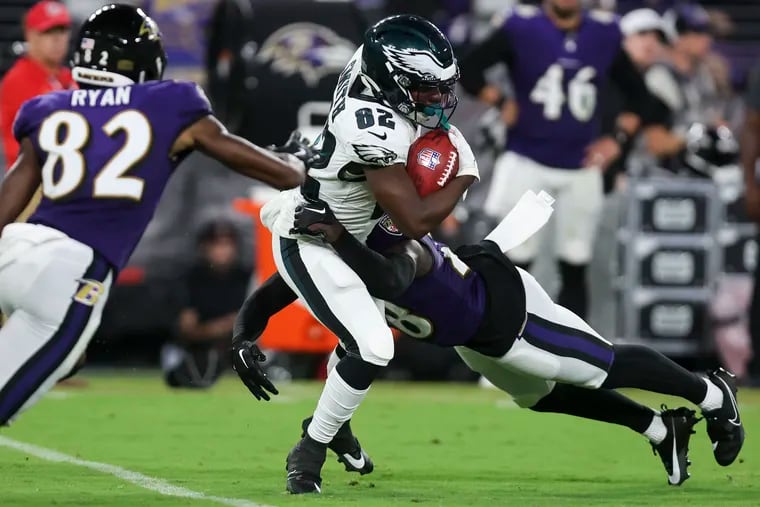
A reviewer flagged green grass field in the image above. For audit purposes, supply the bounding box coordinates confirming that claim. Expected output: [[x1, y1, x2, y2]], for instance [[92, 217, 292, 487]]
[[0, 374, 757, 507]]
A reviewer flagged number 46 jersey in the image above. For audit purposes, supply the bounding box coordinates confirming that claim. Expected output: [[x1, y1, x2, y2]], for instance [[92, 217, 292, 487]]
[[500, 6, 622, 169], [13, 81, 211, 271]]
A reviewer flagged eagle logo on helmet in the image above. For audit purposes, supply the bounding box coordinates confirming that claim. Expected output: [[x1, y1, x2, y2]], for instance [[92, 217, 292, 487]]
[[352, 144, 398, 165], [381, 46, 452, 81], [257, 23, 357, 87]]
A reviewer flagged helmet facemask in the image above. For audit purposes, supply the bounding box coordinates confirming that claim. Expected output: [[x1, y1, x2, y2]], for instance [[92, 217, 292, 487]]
[[393, 72, 459, 130]]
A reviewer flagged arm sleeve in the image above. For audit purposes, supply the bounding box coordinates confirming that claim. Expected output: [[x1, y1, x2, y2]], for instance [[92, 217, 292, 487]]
[[608, 48, 666, 127], [232, 273, 298, 343], [459, 26, 516, 97], [331, 232, 416, 300], [9, 96, 47, 165]]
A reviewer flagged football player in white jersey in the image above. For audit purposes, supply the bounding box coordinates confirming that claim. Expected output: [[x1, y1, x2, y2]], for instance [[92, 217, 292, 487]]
[[253, 15, 479, 494]]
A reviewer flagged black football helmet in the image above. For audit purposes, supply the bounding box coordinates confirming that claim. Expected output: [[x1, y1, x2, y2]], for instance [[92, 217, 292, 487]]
[[71, 4, 167, 88], [361, 15, 459, 129], [680, 123, 739, 178]]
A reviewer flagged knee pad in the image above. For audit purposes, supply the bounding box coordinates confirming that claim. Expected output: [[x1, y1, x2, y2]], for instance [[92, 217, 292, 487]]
[[354, 326, 395, 366]]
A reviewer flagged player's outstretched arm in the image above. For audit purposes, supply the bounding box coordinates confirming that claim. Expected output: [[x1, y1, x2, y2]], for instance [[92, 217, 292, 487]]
[[365, 164, 475, 239], [233, 273, 298, 344], [231, 273, 297, 401], [0, 138, 41, 229], [292, 198, 430, 299], [173, 116, 304, 190]]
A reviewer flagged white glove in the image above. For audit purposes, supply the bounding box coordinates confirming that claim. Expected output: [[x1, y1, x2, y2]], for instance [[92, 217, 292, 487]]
[[447, 125, 479, 181]]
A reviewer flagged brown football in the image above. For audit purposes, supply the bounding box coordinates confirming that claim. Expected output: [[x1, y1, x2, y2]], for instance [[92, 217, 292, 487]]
[[406, 129, 459, 197]]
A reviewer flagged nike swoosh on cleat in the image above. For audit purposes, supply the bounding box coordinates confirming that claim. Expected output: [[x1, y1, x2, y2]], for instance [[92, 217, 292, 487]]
[[341, 453, 365, 470], [668, 419, 680, 485], [715, 377, 741, 426], [368, 131, 387, 140]]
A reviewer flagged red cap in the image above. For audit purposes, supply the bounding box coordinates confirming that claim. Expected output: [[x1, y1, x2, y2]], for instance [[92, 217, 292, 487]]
[[25, 1, 71, 32]]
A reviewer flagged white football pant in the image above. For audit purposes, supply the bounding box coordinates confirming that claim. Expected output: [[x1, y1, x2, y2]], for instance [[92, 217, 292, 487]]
[[457, 267, 613, 408], [0, 224, 112, 425], [271, 233, 394, 366], [484, 150, 603, 264]]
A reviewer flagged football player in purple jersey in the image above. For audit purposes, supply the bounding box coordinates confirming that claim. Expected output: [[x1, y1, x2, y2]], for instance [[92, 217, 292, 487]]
[[233, 197, 745, 487], [0, 4, 305, 427], [459, 0, 665, 320]]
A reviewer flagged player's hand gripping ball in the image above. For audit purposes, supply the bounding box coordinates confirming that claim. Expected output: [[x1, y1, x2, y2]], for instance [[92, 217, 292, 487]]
[[406, 129, 459, 197]]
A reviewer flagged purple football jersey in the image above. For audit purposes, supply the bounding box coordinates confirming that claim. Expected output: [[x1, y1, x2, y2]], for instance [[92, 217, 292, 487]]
[[503, 8, 622, 168], [13, 80, 212, 270], [366, 216, 487, 347]]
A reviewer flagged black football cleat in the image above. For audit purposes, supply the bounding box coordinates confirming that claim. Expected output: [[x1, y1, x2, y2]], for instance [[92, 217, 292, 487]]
[[285, 435, 327, 494], [703, 368, 745, 466], [302, 416, 374, 475], [651, 406, 700, 486]]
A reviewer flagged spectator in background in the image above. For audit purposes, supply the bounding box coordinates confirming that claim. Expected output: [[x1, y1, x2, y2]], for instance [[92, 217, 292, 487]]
[[0, 1, 73, 169], [639, 3, 727, 171], [743, 62, 760, 384], [161, 219, 252, 388], [601, 8, 668, 191]]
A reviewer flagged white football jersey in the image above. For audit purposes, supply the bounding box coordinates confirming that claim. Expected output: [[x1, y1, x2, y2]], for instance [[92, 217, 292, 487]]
[[261, 47, 418, 242]]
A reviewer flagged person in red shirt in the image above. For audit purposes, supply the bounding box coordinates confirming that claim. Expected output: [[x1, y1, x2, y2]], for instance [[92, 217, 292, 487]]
[[0, 0, 74, 170]]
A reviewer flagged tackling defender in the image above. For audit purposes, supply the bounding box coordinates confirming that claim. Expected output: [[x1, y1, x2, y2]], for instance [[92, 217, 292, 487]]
[[0, 4, 305, 426], [257, 15, 479, 493], [234, 198, 744, 487]]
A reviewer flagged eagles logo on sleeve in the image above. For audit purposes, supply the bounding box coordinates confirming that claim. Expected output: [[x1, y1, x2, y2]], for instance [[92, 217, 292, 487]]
[[352, 144, 398, 166]]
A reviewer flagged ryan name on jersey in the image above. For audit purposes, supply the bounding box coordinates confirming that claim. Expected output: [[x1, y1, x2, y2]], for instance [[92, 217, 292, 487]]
[[70, 87, 132, 108]]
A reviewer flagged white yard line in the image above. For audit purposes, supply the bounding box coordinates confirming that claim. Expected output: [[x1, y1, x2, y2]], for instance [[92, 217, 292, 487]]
[[0, 436, 275, 507]]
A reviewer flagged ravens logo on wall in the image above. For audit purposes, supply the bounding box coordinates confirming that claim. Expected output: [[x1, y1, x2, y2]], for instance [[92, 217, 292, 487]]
[[256, 23, 356, 87]]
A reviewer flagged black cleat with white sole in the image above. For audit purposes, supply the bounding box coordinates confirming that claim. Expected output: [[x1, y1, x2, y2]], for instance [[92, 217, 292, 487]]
[[285, 435, 327, 494], [302, 416, 375, 475], [652, 406, 700, 486], [703, 368, 745, 466]]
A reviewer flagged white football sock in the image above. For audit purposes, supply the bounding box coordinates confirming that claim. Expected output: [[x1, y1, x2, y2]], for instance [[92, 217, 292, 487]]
[[643, 412, 667, 445], [306, 369, 368, 444], [699, 376, 724, 412]]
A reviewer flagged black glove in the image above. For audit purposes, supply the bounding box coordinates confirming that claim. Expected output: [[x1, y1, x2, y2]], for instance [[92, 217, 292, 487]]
[[289, 198, 344, 242], [268, 130, 319, 170], [231, 340, 279, 401]]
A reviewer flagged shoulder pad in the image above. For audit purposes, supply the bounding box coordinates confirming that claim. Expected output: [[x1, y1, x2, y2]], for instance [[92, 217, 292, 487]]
[[514, 5, 539, 18], [12, 95, 48, 143], [157, 80, 213, 127], [589, 9, 617, 25]]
